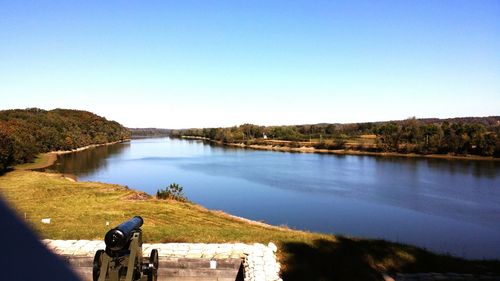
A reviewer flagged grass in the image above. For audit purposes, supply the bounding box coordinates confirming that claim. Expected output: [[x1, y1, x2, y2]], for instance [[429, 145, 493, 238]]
[[14, 153, 57, 170], [0, 170, 318, 243], [1, 169, 499, 281]]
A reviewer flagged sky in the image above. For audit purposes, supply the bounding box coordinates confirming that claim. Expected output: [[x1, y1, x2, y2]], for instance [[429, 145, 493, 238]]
[[0, 1, 499, 129]]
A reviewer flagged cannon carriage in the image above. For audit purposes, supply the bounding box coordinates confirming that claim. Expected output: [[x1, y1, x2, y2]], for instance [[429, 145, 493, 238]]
[[93, 216, 159, 281]]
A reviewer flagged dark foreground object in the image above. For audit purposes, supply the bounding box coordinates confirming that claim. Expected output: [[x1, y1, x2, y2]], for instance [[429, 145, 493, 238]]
[[281, 238, 500, 281], [0, 197, 80, 281], [94, 216, 159, 281], [393, 273, 500, 281]]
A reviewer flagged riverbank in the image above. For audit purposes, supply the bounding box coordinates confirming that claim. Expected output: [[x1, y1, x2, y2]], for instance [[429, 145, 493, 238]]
[[180, 137, 499, 161], [15, 139, 130, 170], [1, 170, 499, 280], [228, 143, 499, 161]]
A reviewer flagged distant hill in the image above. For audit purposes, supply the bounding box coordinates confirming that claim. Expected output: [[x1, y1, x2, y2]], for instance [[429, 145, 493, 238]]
[[312, 116, 500, 129], [128, 128, 171, 137], [416, 116, 500, 128], [0, 108, 130, 170]]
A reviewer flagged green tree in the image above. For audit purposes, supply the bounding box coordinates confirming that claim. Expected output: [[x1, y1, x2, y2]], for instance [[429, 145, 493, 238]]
[[156, 183, 187, 202], [376, 123, 401, 152], [400, 117, 420, 152], [417, 124, 441, 154], [0, 123, 14, 171]]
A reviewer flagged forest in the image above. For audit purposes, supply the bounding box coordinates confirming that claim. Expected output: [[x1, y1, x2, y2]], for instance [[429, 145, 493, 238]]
[[129, 128, 171, 137], [0, 108, 130, 171], [170, 116, 500, 157]]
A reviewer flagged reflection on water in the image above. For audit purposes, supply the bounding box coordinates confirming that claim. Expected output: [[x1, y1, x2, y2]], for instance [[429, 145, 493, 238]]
[[48, 142, 130, 177], [372, 155, 499, 179], [50, 138, 500, 259]]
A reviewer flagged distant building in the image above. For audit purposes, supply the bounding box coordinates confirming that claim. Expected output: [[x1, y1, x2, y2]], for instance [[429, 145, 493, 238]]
[[263, 134, 268, 139]]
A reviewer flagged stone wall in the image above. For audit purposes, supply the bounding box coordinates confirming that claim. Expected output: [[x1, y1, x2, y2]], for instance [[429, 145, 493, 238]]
[[43, 239, 282, 281], [242, 242, 281, 281]]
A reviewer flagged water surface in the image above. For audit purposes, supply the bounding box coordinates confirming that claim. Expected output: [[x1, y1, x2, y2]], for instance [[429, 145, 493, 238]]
[[49, 138, 500, 259]]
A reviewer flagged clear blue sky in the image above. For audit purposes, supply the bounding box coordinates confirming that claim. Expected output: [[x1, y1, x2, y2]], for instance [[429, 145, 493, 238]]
[[1, 1, 498, 128]]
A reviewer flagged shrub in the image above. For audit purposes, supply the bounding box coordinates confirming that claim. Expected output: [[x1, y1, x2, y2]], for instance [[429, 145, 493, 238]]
[[354, 144, 366, 151], [156, 183, 188, 202], [313, 139, 346, 150]]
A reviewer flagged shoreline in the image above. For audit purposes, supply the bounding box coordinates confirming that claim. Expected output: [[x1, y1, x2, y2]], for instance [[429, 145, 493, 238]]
[[179, 137, 498, 161], [52, 139, 130, 155], [15, 139, 130, 170], [228, 143, 500, 161]]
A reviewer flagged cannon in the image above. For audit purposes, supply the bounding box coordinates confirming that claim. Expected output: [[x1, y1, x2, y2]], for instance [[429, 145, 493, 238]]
[[93, 216, 159, 281]]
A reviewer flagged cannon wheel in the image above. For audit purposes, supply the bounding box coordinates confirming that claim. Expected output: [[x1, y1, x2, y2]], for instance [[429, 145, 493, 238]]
[[147, 249, 159, 281], [93, 250, 105, 281]]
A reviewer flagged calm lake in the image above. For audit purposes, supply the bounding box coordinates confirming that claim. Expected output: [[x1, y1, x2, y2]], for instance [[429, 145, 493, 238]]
[[49, 137, 500, 259]]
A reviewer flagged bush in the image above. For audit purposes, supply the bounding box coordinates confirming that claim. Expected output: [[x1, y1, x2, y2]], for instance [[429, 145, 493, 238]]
[[354, 144, 366, 151], [313, 139, 346, 150], [156, 183, 188, 202]]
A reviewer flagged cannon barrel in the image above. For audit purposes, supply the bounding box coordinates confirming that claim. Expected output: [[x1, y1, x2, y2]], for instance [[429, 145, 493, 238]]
[[104, 216, 143, 251]]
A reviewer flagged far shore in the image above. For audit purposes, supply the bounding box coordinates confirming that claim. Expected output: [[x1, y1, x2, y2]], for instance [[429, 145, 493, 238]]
[[180, 136, 499, 161], [15, 139, 130, 170], [228, 143, 500, 161]]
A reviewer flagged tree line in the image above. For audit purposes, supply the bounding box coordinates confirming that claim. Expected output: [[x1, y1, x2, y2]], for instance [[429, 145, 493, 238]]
[[0, 108, 130, 171], [170, 116, 500, 157], [374, 118, 498, 156], [128, 128, 171, 137]]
